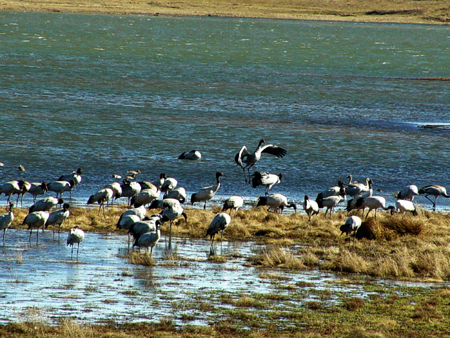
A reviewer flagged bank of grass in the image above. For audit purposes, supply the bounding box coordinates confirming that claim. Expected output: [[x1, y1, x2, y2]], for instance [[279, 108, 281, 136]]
[[10, 204, 450, 281], [1, 0, 449, 24], [3, 284, 450, 337]]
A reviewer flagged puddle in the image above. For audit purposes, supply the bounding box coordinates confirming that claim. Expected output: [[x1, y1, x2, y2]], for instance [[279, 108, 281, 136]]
[[0, 229, 446, 326]]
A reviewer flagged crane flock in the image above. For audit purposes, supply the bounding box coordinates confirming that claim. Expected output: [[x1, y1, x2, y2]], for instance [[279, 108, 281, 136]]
[[0, 139, 448, 260]]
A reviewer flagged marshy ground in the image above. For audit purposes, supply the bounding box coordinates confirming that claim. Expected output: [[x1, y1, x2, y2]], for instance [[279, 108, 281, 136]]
[[2, 204, 450, 337]]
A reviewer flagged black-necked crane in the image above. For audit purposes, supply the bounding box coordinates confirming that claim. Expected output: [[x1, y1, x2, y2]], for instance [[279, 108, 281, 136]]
[[191, 172, 225, 209], [48, 180, 76, 198], [303, 195, 319, 222], [178, 150, 202, 160], [23, 210, 49, 244], [29, 196, 64, 213], [0, 180, 28, 205], [418, 185, 450, 211], [45, 203, 70, 238], [164, 187, 187, 203], [119, 179, 141, 206], [340, 216, 362, 245], [87, 187, 114, 216], [128, 215, 162, 242], [345, 177, 372, 197], [151, 173, 167, 191], [205, 212, 231, 252], [393, 185, 419, 201], [256, 193, 296, 214], [160, 199, 187, 245], [316, 180, 346, 200], [117, 205, 147, 229], [28, 182, 49, 203], [0, 202, 14, 244], [133, 220, 162, 254], [58, 168, 82, 198], [251, 171, 282, 195], [161, 177, 177, 194], [355, 195, 395, 220], [316, 187, 346, 218], [222, 196, 244, 217], [67, 226, 85, 260], [395, 199, 418, 216], [104, 182, 122, 205], [235, 139, 287, 183], [131, 185, 160, 208]]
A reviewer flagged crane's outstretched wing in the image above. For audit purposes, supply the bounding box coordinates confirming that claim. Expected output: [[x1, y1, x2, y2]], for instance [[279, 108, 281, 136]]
[[234, 146, 249, 168], [261, 145, 287, 158]]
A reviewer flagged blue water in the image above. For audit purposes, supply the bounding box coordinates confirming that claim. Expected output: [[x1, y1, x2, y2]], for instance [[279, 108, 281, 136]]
[[1, 12, 450, 210]]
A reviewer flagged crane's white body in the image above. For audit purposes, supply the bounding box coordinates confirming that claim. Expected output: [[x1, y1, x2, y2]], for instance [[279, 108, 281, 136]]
[[87, 188, 114, 216], [206, 212, 231, 247], [45, 203, 70, 236], [419, 185, 450, 211], [28, 182, 49, 202], [48, 180, 75, 198], [256, 193, 297, 214], [340, 216, 362, 244], [395, 199, 418, 216], [178, 150, 202, 160], [394, 185, 419, 201], [191, 172, 225, 209], [23, 211, 49, 243], [164, 187, 187, 203], [67, 226, 85, 260], [303, 195, 319, 222], [0, 202, 14, 243], [251, 171, 282, 195], [222, 196, 244, 217], [30, 196, 63, 213]]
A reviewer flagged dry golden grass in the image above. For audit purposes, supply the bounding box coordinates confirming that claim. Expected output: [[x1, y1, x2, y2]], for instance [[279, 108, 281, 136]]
[[1, 0, 449, 24], [128, 251, 156, 266]]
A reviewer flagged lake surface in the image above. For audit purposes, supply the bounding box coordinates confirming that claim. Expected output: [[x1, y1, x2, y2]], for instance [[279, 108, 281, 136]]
[[0, 12, 449, 210], [0, 12, 449, 326]]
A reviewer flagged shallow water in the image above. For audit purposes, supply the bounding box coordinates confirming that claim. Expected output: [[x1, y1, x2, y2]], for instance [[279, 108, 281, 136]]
[[0, 230, 350, 325]]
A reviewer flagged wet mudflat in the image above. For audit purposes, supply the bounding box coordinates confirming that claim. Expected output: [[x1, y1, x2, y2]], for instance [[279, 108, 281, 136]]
[[0, 229, 376, 326]]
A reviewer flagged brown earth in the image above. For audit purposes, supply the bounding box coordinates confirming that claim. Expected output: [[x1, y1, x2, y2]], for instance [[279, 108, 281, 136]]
[[1, 0, 450, 24]]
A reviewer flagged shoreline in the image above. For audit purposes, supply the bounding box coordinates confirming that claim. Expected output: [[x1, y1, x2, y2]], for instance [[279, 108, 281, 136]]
[[1, 0, 449, 25]]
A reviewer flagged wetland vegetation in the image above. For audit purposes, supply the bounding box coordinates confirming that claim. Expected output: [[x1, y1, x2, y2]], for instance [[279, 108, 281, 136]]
[[3, 204, 450, 337]]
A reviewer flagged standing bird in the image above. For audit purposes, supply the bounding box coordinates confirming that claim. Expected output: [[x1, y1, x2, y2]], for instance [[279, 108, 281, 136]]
[[235, 139, 287, 183], [160, 198, 188, 244], [418, 185, 450, 211], [191, 172, 225, 209], [45, 203, 71, 238], [87, 187, 114, 216], [133, 220, 162, 254], [395, 199, 418, 216], [117, 205, 147, 229], [256, 193, 297, 214], [316, 187, 346, 218], [393, 185, 419, 201], [251, 171, 283, 195], [340, 216, 362, 245], [303, 195, 319, 222], [27, 182, 49, 203], [131, 185, 160, 208], [222, 196, 244, 217], [163, 187, 187, 203], [29, 196, 63, 213], [104, 182, 122, 205], [205, 212, 231, 251], [48, 180, 76, 198], [119, 179, 142, 206], [0, 180, 28, 205], [67, 226, 85, 260], [23, 210, 49, 243], [58, 168, 82, 198], [316, 180, 346, 200], [178, 150, 202, 160], [356, 195, 395, 219], [345, 178, 372, 198], [0, 202, 14, 244], [161, 177, 178, 194]]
